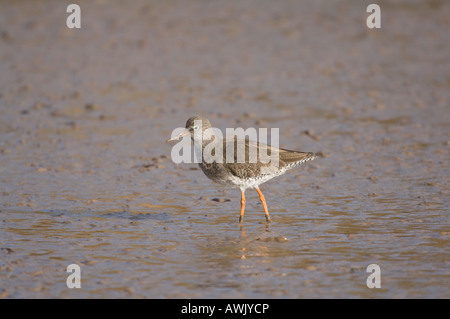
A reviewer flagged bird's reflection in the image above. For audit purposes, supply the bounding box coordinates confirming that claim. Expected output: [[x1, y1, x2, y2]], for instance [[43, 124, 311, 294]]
[[238, 222, 272, 260]]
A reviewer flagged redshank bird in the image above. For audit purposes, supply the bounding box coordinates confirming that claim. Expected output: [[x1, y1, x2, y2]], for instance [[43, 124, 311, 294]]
[[166, 116, 316, 223]]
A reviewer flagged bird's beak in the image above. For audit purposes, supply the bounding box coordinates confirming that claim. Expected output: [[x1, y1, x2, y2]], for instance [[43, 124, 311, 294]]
[[166, 129, 190, 143]]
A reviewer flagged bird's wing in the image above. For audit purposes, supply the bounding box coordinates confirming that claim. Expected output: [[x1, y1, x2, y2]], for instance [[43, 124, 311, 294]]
[[222, 137, 271, 178], [277, 148, 316, 166], [221, 137, 315, 177]]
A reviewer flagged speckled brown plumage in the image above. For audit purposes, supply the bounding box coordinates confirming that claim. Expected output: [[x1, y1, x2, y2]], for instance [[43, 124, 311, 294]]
[[167, 116, 317, 223]]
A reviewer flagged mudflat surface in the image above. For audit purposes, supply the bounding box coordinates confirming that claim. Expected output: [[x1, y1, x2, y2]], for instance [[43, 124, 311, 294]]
[[0, 0, 449, 298]]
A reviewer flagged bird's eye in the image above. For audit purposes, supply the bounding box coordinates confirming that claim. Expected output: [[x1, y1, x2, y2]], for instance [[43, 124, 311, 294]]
[[193, 126, 199, 131]]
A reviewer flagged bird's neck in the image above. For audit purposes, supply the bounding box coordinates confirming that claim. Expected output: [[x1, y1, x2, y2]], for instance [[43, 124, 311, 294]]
[[192, 134, 216, 148], [192, 134, 220, 163]]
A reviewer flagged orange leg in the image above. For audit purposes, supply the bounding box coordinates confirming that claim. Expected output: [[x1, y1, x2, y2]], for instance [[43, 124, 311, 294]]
[[256, 187, 271, 222], [239, 190, 246, 223]]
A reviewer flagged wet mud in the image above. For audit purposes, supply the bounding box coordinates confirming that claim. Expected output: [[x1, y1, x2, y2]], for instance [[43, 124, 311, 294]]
[[0, 0, 449, 298]]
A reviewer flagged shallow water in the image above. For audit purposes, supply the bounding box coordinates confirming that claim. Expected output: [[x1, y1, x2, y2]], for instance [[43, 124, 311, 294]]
[[0, 0, 449, 298]]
